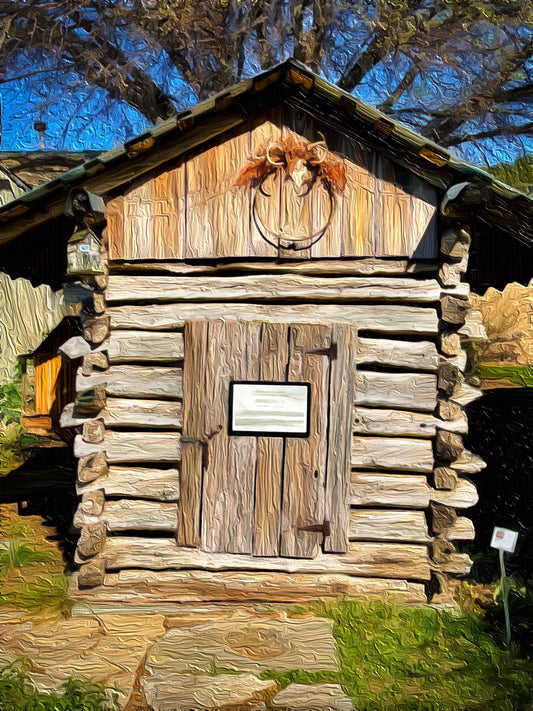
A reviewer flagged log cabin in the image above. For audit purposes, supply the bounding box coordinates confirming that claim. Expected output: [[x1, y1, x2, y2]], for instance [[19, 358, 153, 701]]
[[1, 60, 532, 605]]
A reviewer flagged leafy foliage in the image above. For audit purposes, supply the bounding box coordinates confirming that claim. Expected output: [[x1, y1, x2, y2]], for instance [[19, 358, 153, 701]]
[[490, 156, 533, 188], [0, 660, 120, 711]]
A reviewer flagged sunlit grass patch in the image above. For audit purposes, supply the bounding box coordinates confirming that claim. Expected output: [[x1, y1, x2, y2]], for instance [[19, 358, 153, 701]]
[[281, 599, 533, 711], [0, 572, 74, 617], [0, 540, 57, 578]]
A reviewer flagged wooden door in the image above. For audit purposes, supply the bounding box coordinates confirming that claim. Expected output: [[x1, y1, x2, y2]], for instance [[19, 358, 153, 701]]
[[178, 320, 356, 558]]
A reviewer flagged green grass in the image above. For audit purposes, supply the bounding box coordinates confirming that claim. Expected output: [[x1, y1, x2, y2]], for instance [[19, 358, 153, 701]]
[[469, 364, 533, 388], [262, 600, 533, 711], [0, 572, 74, 617], [0, 541, 57, 578], [0, 660, 120, 711]]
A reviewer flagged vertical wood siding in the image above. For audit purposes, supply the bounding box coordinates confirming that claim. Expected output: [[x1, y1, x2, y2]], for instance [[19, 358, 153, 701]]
[[106, 119, 438, 261]]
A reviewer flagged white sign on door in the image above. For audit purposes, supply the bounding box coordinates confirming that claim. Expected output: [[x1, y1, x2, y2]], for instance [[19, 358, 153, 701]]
[[230, 382, 310, 436], [490, 527, 518, 553]]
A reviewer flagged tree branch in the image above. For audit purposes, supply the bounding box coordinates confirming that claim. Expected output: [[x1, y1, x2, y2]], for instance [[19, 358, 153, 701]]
[[0, 5, 177, 121], [442, 121, 533, 147]]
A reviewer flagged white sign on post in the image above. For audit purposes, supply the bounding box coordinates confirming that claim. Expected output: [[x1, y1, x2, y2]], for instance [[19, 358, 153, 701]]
[[490, 527, 518, 553]]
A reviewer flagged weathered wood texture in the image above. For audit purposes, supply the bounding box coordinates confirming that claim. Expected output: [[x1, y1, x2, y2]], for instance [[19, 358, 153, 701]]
[[105, 275, 465, 303], [446, 517, 475, 540], [354, 372, 437, 411], [76, 366, 183, 399], [62, 399, 182, 429], [178, 320, 208, 548], [106, 121, 437, 261], [74, 498, 178, 531], [74, 432, 180, 463], [85, 538, 430, 580], [357, 338, 439, 371], [350, 473, 478, 509], [348, 509, 431, 542], [77, 466, 180, 501], [353, 407, 468, 438], [109, 258, 438, 276], [107, 331, 184, 363], [68, 569, 427, 603], [85, 332, 440, 372], [108, 303, 439, 334], [351, 437, 434, 472]]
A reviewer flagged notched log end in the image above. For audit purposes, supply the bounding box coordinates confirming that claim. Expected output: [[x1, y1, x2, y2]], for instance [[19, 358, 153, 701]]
[[76, 522, 107, 560], [429, 502, 457, 535], [77, 558, 106, 588], [78, 451, 108, 483]]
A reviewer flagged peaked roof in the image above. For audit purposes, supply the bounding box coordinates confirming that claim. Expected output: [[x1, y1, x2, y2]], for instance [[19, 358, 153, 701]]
[[0, 59, 532, 245]]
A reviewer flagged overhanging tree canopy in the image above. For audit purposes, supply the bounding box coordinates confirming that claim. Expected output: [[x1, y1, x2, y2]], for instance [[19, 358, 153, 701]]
[[0, 0, 532, 160]]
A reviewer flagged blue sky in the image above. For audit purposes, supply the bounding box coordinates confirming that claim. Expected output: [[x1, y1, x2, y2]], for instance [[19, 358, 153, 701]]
[[0, 29, 530, 168]]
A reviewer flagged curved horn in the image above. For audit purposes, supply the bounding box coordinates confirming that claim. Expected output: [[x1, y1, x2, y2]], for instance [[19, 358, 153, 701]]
[[266, 141, 284, 166], [307, 132, 328, 164]]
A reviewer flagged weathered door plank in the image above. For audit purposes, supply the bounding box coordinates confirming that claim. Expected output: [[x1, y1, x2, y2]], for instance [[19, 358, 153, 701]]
[[178, 320, 208, 547]]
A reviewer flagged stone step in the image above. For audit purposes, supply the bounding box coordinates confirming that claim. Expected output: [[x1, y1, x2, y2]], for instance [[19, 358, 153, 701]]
[[272, 683, 355, 711], [141, 672, 277, 711]]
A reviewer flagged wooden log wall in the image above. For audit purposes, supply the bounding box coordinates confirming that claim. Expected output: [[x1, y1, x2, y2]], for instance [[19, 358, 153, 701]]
[[64, 146, 482, 604], [65, 242, 483, 604]]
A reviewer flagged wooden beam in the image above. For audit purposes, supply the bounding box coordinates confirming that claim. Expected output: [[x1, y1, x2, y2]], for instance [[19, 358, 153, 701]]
[[68, 569, 427, 603], [352, 437, 434, 472], [74, 432, 181, 463], [353, 407, 467, 438], [451, 450, 487, 474], [355, 372, 437, 412], [73, 498, 178, 531], [77, 466, 180, 501], [109, 258, 439, 277], [350, 472, 430, 508], [107, 331, 184, 363], [431, 479, 478, 509], [62, 399, 182, 430], [87, 538, 430, 580], [105, 275, 466, 304], [350, 472, 477, 509], [108, 303, 440, 335], [349, 509, 431, 543], [76, 366, 183, 399], [435, 431, 464, 463], [77, 451, 108, 483], [447, 517, 475, 541], [356, 338, 439, 371]]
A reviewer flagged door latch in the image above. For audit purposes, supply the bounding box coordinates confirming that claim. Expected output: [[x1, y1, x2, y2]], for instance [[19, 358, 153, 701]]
[[306, 343, 337, 360], [298, 518, 331, 537], [182, 425, 222, 468]]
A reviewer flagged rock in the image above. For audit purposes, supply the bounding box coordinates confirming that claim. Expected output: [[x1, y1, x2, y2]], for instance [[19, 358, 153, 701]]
[[141, 672, 277, 711], [105, 671, 138, 710], [145, 618, 339, 675], [3, 618, 103, 666], [96, 612, 166, 639], [90, 637, 148, 674], [271, 683, 355, 711]]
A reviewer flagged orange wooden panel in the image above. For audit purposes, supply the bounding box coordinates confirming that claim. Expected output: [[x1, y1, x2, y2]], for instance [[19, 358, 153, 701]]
[[34, 355, 62, 415]]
